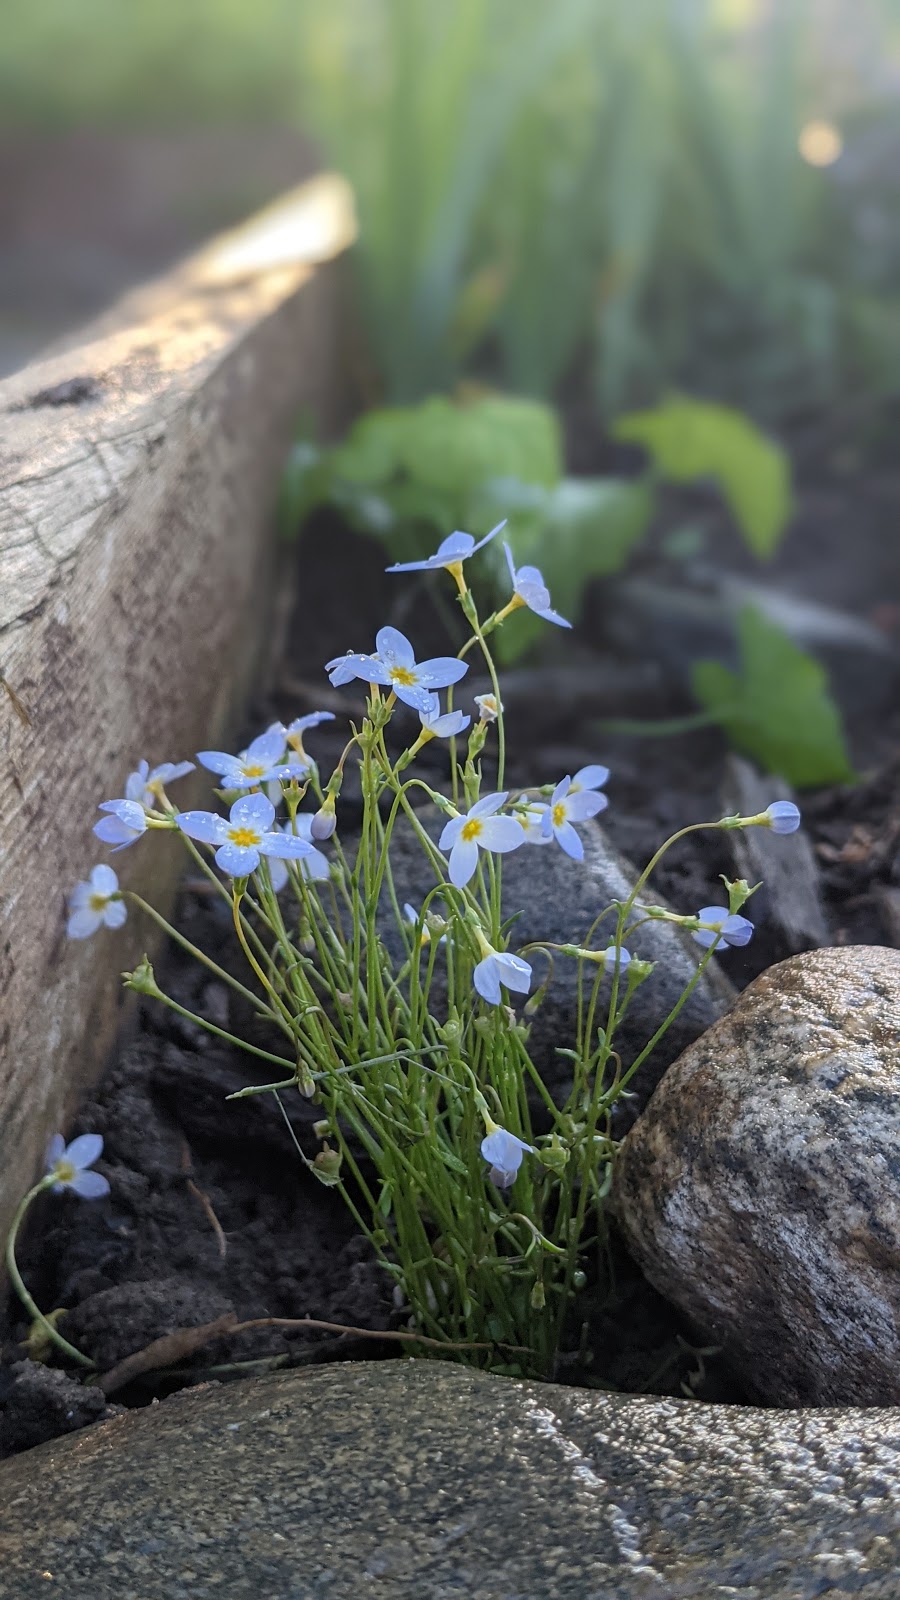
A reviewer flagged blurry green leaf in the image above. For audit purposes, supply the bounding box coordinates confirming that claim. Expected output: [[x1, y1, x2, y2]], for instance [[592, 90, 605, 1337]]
[[615, 395, 791, 559], [277, 441, 332, 542], [691, 606, 854, 787]]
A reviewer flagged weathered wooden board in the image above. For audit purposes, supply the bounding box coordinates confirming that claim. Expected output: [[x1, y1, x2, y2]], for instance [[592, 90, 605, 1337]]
[[0, 175, 356, 1241]]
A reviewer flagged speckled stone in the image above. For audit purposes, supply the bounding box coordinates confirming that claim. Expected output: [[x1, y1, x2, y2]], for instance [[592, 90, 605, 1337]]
[[614, 945, 900, 1406], [386, 814, 735, 1123], [1, 1361, 899, 1598]]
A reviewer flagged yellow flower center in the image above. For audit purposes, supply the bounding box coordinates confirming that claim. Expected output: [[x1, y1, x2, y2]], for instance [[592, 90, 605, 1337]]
[[228, 826, 261, 848], [88, 893, 109, 912], [54, 1161, 76, 1183], [389, 665, 418, 687], [552, 802, 567, 828], [460, 818, 484, 843], [241, 762, 267, 778]]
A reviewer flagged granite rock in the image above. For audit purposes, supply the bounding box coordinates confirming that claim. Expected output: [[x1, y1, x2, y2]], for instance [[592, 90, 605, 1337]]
[[1, 1361, 899, 1598], [614, 945, 900, 1406], [385, 812, 735, 1124]]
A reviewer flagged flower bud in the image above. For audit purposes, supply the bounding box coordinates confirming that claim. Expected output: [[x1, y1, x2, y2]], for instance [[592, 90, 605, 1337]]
[[312, 1147, 343, 1186], [121, 956, 162, 999], [310, 796, 337, 840]]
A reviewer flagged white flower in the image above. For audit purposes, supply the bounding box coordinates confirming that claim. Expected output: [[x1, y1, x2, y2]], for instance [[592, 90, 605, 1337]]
[[518, 802, 552, 846], [480, 1126, 535, 1189], [266, 817, 331, 892], [93, 799, 147, 850], [124, 759, 195, 810], [385, 522, 505, 575], [568, 764, 610, 796], [541, 775, 608, 860], [197, 728, 292, 790], [176, 793, 314, 878], [692, 907, 754, 949], [503, 543, 571, 628], [438, 793, 526, 887], [418, 692, 470, 740], [474, 693, 502, 723], [67, 865, 126, 940], [45, 1133, 110, 1198], [473, 945, 532, 1006]]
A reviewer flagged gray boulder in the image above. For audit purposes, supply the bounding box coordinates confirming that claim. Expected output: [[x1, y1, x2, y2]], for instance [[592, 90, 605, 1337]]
[[385, 812, 735, 1123], [614, 945, 900, 1406], [1, 1361, 899, 1598]]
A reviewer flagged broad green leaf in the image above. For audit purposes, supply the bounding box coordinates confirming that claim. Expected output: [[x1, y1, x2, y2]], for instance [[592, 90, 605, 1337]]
[[614, 395, 791, 559], [692, 606, 854, 787]]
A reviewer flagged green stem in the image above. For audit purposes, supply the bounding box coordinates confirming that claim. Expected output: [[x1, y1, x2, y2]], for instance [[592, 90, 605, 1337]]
[[5, 1181, 96, 1368]]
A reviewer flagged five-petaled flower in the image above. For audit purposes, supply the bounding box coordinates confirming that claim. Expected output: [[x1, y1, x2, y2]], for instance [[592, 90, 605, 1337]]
[[502, 543, 571, 628], [385, 522, 506, 586], [568, 764, 610, 797], [266, 817, 331, 892], [175, 793, 314, 878], [45, 1133, 110, 1198], [692, 907, 754, 949], [541, 774, 608, 860], [94, 799, 147, 850], [439, 793, 525, 887], [473, 941, 533, 1007], [417, 692, 470, 741], [67, 865, 126, 940], [125, 759, 195, 810], [196, 728, 292, 789], [343, 627, 469, 714], [764, 800, 801, 835], [480, 1126, 535, 1189]]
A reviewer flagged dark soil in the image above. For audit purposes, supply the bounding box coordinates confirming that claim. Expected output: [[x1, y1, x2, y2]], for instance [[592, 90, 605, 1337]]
[[2, 447, 898, 1461]]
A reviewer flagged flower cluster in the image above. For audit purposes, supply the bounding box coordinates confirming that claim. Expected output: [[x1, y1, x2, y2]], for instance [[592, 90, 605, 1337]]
[[60, 516, 804, 1376]]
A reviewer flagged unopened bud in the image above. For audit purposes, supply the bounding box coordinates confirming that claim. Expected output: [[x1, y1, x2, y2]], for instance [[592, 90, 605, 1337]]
[[530, 1280, 546, 1310], [310, 796, 337, 841], [312, 1147, 342, 1186], [122, 956, 162, 999]]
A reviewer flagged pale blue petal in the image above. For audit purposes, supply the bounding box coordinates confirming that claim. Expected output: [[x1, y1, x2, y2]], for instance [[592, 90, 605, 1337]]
[[176, 810, 229, 845], [153, 760, 195, 785], [393, 682, 435, 713], [384, 555, 434, 573], [439, 816, 464, 849], [572, 765, 609, 792], [487, 1165, 516, 1188], [375, 626, 415, 667], [246, 728, 286, 765], [478, 816, 526, 854], [469, 791, 508, 819], [550, 776, 571, 807], [260, 832, 313, 860], [103, 898, 128, 930], [46, 1134, 66, 1169], [67, 907, 101, 939], [493, 952, 532, 994], [69, 1170, 111, 1199], [301, 849, 331, 882], [723, 915, 754, 947], [692, 927, 718, 949], [534, 603, 572, 629], [472, 520, 506, 555], [197, 750, 241, 777], [430, 712, 470, 738], [288, 711, 335, 734], [554, 820, 584, 860], [417, 656, 469, 689], [326, 652, 371, 685], [448, 836, 479, 887], [473, 956, 501, 1005], [65, 1133, 103, 1169], [766, 800, 801, 834], [353, 654, 393, 686], [503, 541, 517, 586], [565, 790, 607, 822], [266, 857, 289, 893], [231, 793, 275, 830], [91, 864, 118, 895], [215, 841, 261, 876], [437, 532, 476, 560], [94, 816, 135, 846], [517, 576, 552, 613]]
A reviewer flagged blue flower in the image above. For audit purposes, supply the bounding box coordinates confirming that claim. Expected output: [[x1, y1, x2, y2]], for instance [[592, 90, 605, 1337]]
[[385, 521, 505, 576], [518, 802, 552, 846], [403, 902, 446, 947], [439, 793, 525, 887], [266, 817, 331, 892], [503, 543, 571, 628], [418, 692, 470, 740], [569, 764, 610, 796], [45, 1133, 110, 1199], [346, 627, 469, 713], [124, 759, 195, 810], [765, 801, 801, 835], [692, 907, 754, 949], [480, 1126, 535, 1189], [175, 793, 314, 877], [196, 728, 292, 789], [326, 651, 376, 688], [67, 865, 126, 939], [94, 799, 147, 850], [473, 944, 532, 1006], [541, 775, 608, 859]]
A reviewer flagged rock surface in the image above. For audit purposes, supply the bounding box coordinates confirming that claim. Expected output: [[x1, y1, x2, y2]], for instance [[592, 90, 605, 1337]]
[[387, 813, 735, 1124], [614, 944, 900, 1406], [0, 1362, 899, 1598]]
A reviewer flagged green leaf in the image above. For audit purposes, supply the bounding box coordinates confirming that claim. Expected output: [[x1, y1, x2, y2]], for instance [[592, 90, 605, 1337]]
[[614, 394, 791, 559], [691, 606, 854, 787]]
